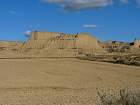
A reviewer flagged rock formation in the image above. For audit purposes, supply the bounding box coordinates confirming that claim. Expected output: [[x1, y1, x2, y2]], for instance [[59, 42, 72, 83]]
[[133, 39, 140, 49], [129, 39, 140, 53], [0, 31, 139, 59], [21, 31, 104, 57], [0, 41, 23, 58]]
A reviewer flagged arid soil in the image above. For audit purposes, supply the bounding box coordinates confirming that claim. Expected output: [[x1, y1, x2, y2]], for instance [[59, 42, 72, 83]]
[[0, 58, 139, 105]]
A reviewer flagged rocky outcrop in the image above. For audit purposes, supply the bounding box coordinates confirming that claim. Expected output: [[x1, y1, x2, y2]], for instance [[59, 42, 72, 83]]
[[0, 41, 22, 50], [134, 40, 140, 48], [0, 41, 23, 58], [0, 31, 139, 61], [132, 39, 140, 49], [21, 31, 104, 57], [129, 39, 140, 53]]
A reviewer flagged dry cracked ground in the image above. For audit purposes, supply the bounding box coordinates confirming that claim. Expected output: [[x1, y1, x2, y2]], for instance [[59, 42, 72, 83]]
[[0, 58, 139, 105]]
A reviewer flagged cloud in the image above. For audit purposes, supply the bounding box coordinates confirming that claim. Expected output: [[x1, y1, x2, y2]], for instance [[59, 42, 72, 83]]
[[120, 0, 128, 4], [136, 0, 140, 5], [46, 0, 64, 3], [24, 30, 32, 37], [83, 24, 97, 28], [43, 0, 140, 11], [9, 10, 16, 15], [44, 0, 113, 11]]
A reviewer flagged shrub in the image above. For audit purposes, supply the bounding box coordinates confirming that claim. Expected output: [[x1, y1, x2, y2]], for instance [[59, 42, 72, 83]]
[[97, 88, 140, 105]]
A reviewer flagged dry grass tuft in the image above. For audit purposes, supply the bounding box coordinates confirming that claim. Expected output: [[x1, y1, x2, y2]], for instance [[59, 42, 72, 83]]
[[97, 88, 140, 105]]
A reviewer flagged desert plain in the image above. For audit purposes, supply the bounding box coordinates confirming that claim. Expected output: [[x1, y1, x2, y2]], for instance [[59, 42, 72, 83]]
[[0, 58, 139, 104]]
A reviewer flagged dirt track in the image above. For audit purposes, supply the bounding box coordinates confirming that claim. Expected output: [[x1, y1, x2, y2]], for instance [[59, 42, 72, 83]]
[[0, 58, 139, 104]]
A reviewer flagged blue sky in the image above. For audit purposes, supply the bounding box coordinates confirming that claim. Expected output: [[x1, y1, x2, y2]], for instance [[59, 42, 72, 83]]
[[0, 0, 140, 42]]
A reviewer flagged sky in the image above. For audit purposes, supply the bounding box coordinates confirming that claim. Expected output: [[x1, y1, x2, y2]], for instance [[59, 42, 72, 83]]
[[0, 0, 140, 42]]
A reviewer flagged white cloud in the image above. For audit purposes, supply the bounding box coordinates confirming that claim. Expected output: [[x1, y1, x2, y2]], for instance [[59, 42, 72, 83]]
[[44, 0, 113, 10], [24, 30, 32, 37], [83, 24, 97, 28], [46, 0, 64, 3], [43, 0, 140, 10]]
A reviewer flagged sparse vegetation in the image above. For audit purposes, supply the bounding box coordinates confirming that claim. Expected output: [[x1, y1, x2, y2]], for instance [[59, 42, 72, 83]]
[[78, 53, 140, 66], [112, 55, 140, 66], [97, 88, 140, 105]]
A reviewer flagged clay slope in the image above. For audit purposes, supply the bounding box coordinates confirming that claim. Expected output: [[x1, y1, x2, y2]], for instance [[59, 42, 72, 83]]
[[21, 31, 104, 57], [0, 41, 23, 58], [130, 39, 140, 53]]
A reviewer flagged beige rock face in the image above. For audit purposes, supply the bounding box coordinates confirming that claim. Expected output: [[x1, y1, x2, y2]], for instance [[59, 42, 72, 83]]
[[134, 40, 140, 48], [130, 39, 140, 53], [21, 31, 104, 57], [76, 33, 103, 54], [0, 41, 22, 50], [0, 41, 23, 58]]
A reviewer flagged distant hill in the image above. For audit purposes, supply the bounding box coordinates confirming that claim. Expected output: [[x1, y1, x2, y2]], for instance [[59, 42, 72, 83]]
[[0, 31, 139, 58]]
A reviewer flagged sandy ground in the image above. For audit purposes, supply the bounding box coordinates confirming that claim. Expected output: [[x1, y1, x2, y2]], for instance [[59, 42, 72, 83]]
[[0, 58, 139, 105]]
